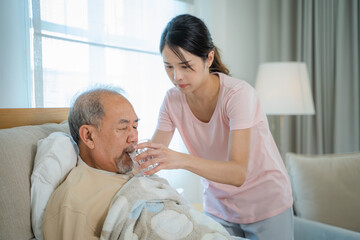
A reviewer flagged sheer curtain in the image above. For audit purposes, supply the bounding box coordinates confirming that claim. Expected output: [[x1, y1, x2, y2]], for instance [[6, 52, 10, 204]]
[[29, 0, 198, 199], [276, 0, 360, 155], [29, 0, 191, 142]]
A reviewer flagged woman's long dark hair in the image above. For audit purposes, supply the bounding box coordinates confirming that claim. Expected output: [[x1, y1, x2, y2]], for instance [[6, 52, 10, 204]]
[[160, 14, 229, 75]]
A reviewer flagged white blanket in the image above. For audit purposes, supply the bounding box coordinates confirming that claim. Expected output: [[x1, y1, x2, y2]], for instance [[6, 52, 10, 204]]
[[100, 174, 232, 240]]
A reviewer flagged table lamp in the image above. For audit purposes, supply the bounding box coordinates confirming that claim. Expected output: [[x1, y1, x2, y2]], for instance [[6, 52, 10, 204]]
[[255, 62, 315, 155]]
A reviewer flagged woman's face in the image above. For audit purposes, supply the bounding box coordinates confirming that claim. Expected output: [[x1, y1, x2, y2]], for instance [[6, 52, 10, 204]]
[[162, 45, 212, 94]]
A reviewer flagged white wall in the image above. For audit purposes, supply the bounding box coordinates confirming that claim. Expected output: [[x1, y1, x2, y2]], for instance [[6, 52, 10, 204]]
[[194, 0, 260, 85], [0, 0, 32, 108]]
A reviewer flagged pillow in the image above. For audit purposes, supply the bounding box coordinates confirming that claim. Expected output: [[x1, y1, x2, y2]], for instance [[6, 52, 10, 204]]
[[31, 132, 78, 240], [285, 152, 360, 232]]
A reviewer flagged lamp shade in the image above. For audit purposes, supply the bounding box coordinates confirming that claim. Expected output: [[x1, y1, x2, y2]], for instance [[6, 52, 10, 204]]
[[255, 62, 315, 115]]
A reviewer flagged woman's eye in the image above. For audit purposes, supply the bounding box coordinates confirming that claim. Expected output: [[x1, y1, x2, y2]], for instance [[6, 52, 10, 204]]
[[165, 65, 173, 69], [133, 126, 138, 130], [119, 127, 127, 130]]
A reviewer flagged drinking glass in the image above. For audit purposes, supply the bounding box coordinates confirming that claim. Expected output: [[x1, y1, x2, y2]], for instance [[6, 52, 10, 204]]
[[128, 139, 158, 175]]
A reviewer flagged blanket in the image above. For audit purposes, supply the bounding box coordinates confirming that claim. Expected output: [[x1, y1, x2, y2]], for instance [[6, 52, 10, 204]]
[[100, 174, 232, 240]]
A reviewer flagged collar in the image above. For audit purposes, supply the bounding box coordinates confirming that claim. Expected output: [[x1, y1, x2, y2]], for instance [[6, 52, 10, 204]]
[[78, 156, 122, 176]]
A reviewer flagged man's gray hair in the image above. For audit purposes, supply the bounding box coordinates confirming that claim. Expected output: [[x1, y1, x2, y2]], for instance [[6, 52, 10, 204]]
[[68, 85, 124, 144]]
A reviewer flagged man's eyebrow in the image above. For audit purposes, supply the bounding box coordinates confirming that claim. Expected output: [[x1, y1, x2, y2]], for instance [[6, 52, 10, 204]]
[[118, 118, 140, 124]]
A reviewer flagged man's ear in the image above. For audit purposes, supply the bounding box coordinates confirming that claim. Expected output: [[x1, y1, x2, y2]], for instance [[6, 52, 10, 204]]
[[79, 125, 96, 149]]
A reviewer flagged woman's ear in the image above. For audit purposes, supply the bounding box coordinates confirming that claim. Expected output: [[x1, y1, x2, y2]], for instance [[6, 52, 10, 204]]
[[79, 125, 96, 149], [207, 50, 215, 68]]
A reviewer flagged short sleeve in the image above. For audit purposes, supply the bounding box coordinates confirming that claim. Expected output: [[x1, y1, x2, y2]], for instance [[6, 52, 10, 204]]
[[156, 91, 176, 132], [226, 83, 264, 130]]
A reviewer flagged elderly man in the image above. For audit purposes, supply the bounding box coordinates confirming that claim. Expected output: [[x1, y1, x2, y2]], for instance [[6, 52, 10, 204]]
[[42, 87, 139, 239], [42, 87, 234, 240]]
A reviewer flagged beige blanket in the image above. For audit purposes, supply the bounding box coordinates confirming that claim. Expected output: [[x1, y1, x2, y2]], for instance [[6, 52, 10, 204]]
[[100, 174, 232, 240]]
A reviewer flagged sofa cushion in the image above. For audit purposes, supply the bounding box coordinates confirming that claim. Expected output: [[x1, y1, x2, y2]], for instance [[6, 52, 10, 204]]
[[286, 152, 360, 232], [294, 216, 360, 240], [0, 122, 70, 240]]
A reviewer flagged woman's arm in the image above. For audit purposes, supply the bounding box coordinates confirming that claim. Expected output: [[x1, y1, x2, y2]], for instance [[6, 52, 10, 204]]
[[151, 129, 174, 147], [135, 128, 250, 187], [185, 128, 249, 186]]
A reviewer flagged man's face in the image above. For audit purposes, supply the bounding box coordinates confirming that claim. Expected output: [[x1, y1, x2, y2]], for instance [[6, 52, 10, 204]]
[[91, 94, 139, 173]]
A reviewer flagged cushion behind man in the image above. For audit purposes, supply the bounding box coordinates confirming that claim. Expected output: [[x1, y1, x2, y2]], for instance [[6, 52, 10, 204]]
[[0, 122, 70, 240]]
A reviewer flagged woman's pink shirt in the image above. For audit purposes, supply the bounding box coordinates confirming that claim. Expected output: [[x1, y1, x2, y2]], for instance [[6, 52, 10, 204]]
[[156, 73, 293, 224]]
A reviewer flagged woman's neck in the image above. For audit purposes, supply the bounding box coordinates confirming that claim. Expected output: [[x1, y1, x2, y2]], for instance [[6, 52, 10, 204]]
[[185, 73, 220, 122], [187, 73, 219, 103]]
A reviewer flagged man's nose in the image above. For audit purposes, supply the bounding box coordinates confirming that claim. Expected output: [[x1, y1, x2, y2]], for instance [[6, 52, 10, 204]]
[[128, 128, 138, 144]]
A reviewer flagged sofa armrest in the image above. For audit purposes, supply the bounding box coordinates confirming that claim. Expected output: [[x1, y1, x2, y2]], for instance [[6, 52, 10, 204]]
[[294, 216, 360, 240]]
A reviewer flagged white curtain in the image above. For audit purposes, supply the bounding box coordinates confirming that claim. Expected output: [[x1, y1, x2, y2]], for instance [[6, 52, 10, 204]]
[[29, 0, 192, 142], [28, 0, 201, 200]]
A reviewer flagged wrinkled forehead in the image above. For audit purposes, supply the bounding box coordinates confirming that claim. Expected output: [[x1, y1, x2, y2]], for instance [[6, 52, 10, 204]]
[[101, 94, 138, 121]]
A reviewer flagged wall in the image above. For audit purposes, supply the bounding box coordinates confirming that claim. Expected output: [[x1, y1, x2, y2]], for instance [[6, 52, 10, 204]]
[[0, 0, 32, 108], [194, 0, 260, 85]]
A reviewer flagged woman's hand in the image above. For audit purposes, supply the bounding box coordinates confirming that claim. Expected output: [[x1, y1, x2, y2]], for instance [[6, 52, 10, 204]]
[[132, 141, 186, 175], [139, 129, 250, 187]]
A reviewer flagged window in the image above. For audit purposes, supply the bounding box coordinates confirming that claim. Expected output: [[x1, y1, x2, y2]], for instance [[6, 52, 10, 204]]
[[29, 0, 191, 141], [28, 0, 199, 201]]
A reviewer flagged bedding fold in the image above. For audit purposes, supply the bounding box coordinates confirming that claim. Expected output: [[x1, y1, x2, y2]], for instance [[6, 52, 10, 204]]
[[100, 174, 232, 240]]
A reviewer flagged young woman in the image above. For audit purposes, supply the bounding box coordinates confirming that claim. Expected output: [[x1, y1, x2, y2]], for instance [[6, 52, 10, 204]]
[[133, 14, 294, 240]]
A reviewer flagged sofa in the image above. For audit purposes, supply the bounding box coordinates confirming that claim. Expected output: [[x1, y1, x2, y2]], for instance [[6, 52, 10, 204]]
[[286, 152, 360, 240], [1, 107, 359, 240], [0, 108, 70, 239], [0, 108, 247, 240]]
